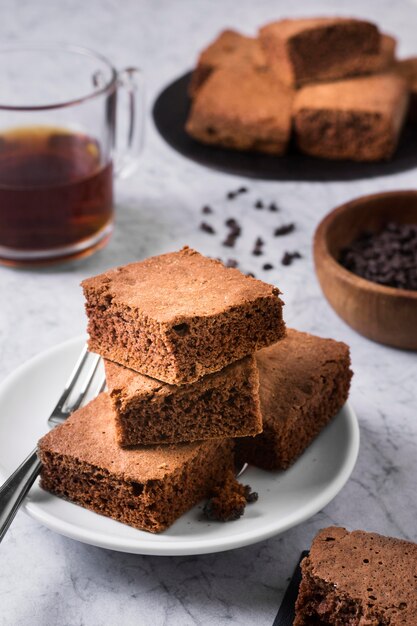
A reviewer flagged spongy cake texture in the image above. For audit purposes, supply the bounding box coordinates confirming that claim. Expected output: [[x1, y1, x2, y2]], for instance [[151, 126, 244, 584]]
[[105, 354, 262, 446], [295, 526, 417, 625], [294, 72, 409, 161], [259, 17, 381, 87], [82, 246, 285, 385], [235, 329, 352, 470], [38, 393, 235, 533], [188, 29, 267, 96], [186, 66, 293, 155]]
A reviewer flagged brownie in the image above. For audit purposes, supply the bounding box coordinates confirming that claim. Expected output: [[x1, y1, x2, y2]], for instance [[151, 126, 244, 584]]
[[82, 247, 285, 385], [294, 73, 409, 161], [395, 57, 417, 122], [189, 29, 267, 97], [235, 329, 352, 470], [38, 393, 235, 534], [104, 354, 262, 446], [186, 65, 293, 155], [259, 17, 381, 87], [295, 527, 417, 625]]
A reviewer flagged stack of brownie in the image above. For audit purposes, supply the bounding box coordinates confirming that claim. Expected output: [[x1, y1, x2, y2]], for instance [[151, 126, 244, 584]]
[[38, 246, 352, 533], [186, 17, 411, 162]]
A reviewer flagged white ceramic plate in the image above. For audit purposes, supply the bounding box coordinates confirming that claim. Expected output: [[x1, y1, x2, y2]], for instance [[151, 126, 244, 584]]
[[0, 336, 359, 556]]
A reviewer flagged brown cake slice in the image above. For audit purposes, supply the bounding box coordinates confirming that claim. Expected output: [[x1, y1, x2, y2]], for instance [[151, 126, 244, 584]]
[[188, 29, 267, 97], [104, 355, 262, 446], [186, 66, 293, 155], [294, 72, 409, 161], [38, 393, 235, 533], [235, 329, 352, 470], [395, 57, 417, 122], [82, 246, 285, 385], [295, 526, 417, 625], [259, 17, 381, 87]]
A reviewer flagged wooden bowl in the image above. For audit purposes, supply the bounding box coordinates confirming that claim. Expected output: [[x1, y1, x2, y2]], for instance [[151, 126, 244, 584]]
[[314, 190, 417, 350]]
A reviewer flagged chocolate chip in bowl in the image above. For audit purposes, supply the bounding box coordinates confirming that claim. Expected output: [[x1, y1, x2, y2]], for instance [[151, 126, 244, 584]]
[[314, 190, 417, 349]]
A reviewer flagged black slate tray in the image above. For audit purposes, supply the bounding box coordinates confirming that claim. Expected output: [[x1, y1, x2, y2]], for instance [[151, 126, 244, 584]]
[[152, 71, 417, 182]]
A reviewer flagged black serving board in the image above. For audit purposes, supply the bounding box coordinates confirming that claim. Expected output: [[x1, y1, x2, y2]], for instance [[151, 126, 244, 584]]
[[272, 551, 309, 626], [152, 71, 417, 182]]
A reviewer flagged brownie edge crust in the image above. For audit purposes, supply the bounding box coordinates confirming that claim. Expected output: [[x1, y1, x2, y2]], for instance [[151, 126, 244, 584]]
[[38, 393, 235, 533], [295, 527, 417, 625], [82, 247, 285, 385]]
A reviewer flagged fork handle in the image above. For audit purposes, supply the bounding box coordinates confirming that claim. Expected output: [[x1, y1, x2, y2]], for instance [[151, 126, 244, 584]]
[[0, 448, 41, 543]]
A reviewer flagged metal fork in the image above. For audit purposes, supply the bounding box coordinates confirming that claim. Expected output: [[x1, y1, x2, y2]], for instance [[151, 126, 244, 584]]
[[0, 345, 105, 543]]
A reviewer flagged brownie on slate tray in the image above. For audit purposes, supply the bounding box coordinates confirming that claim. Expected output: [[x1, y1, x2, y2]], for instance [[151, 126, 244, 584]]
[[235, 329, 352, 470], [186, 66, 293, 155], [295, 526, 417, 625], [82, 246, 285, 385], [188, 29, 267, 97], [38, 393, 235, 533], [294, 73, 409, 161], [104, 354, 262, 446], [395, 57, 417, 122], [259, 17, 381, 87]]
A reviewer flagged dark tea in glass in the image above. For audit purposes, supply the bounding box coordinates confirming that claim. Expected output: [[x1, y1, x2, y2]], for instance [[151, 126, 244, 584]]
[[0, 45, 142, 266]]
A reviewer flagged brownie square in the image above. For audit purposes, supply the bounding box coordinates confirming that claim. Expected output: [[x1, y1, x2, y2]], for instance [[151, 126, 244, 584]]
[[82, 247, 285, 385], [185, 66, 293, 155], [104, 355, 262, 446], [395, 56, 417, 122], [235, 329, 352, 470], [189, 29, 267, 97], [259, 17, 381, 87], [38, 393, 235, 533], [295, 527, 417, 625], [294, 73, 409, 161]]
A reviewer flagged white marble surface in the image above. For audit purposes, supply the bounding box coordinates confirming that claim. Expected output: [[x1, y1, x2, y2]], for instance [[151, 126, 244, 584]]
[[1, 0, 417, 624]]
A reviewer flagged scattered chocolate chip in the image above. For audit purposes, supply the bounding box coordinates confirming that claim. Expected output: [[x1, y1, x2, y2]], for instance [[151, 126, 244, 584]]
[[339, 221, 417, 290], [225, 258, 238, 268], [253, 249, 262, 256], [269, 202, 279, 212], [282, 251, 302, 266], [263, 263, 274, 270], [252, 236, 265, 256], [246, 272, 256, 278], [225, 218, 239, 229], [202, 205, 213, 214], [254, 200, 264, 209], [223, 233, 237, 247], [274, 223, 295, 236], [200, 222, 215, 234], [227, 191, 236, 200], [255, 237, 264, 246], [238, 186, 248, 194]]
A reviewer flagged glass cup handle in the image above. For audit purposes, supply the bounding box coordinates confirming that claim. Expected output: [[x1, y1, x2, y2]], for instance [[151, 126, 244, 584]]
[[114, 67, 144, 179]]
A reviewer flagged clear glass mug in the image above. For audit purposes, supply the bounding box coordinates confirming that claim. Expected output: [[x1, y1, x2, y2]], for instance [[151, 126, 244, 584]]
[[0, 45, 143, 267]]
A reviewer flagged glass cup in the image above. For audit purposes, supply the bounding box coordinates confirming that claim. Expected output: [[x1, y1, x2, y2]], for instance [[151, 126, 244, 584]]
[[0, 45, 143, 267]]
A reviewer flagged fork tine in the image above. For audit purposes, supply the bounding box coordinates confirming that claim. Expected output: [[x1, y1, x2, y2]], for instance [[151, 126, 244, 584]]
[[69, 353, 102, 412], [52, 344, 90, 414]]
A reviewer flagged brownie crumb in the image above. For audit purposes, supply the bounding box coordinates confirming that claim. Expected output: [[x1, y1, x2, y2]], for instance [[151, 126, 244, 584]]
[[269, 202, 279, 212], [227, 191, 236, 200], [282, 251, 302, 266], [238, 186, 248, 194], [246, 272, 256, 278], [255, 200, 264, 209], [225, 258, 239, 268], [275, 223, 295, 236], [263, 263, 274, 270], [202, 205, 213, 214], [203, 470, 258, 522], [200, 222, 216, 234], [339, 221, 417, 290]]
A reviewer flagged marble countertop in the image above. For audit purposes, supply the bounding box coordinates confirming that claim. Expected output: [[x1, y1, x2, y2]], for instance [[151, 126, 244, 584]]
[[1, 0, 417, 624]]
